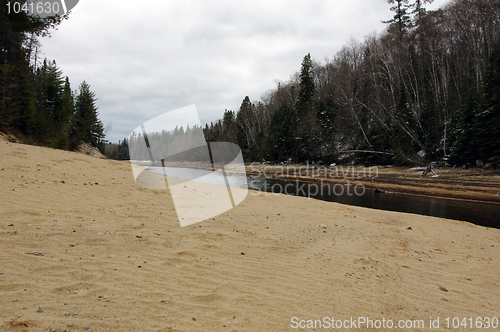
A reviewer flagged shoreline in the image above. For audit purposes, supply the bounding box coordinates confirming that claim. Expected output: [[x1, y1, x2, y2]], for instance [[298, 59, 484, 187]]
[[127, 160, 500, 203], [251, 174, 500, 206], [245, 164, 500, 203]]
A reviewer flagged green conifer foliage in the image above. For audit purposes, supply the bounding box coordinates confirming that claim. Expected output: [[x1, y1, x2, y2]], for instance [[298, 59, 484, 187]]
[[382, 0, 413, 41], [278, 104, 298, 161], [58, 77, 74, 149], [34, 59, 65, 146], [72, 81, 105, 151], [296, 53, 315, 116], [118, 138, 130, 160], [392, 85, 417, 163], [235, 96, 251, 152], [16, 65, 37, 135], [474, 41, 500, 165], [0, 61, 20, 128], [411, 0, 434, 24]]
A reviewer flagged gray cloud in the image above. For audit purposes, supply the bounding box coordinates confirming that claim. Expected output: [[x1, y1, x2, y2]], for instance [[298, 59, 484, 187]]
[[40, 0, 451, 142]]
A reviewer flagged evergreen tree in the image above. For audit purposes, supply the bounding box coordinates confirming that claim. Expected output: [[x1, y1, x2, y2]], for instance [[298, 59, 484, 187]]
[[382, 0, 413, 41], [272, 104, 298, 161], [235, 96, 252, 154], [34, 59, 66, 146], [0, 61, 36, 133], [450, 66, 481, 165], [0, 0, 68, 136], [0, 1, 106, 152], [118, 138, 130, 160], [295, 53, 322, 161], [359, 125, 394, 165], [71, 81, 105, 151], [296, 53, 315, 117], [0, 62, 16, 128], [419, 55, 441, 160], [392, 85, 417, 163], [420, 97, 440, 160], [221, 109, 236, 142], [16, 65, 37, 135], [58, 77, 74, 149], [474, 41, 500, 164], [315, 94, 340, 138], [411, 0, 434, 23]]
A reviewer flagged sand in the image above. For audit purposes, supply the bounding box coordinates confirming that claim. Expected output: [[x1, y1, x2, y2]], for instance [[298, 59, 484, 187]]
[[1, 138, 499, 331]]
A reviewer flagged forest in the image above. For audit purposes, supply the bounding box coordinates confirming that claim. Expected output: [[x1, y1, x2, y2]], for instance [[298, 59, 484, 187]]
[[0, 0, 106, 151], [202, 0, 500, 166], [3, 0, 499, 166]]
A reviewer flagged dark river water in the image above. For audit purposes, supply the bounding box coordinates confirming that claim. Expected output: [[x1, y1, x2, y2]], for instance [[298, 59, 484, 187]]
[[247, 177, 500, 229], [147, 167, 500, 229]]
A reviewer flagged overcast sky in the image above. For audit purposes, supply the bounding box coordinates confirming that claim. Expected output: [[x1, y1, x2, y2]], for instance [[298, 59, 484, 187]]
[[40, 0, 452, 143]]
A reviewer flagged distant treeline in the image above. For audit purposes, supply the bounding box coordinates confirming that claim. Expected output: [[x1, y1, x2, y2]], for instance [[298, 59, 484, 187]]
[[202, 0, 500, 166], [0, 1, 106, 151], [126, 125, 207, 162], [105, 138, 130, 160]]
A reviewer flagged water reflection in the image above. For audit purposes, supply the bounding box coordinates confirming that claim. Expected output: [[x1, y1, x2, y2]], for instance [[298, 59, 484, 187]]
[[249, 177, 500, 229]]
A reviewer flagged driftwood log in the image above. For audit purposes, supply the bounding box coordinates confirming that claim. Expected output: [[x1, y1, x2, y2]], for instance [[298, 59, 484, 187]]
[[422, 166, 437, 176]]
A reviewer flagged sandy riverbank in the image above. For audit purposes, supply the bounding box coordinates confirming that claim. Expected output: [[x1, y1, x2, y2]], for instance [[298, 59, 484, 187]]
[[1, 138, 499, 331]]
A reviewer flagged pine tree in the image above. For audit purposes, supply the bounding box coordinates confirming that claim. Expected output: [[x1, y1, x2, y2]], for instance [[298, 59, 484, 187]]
[[0, 61, 19, 128], [221, 109, 236, 142], [474, 41, 500, 164], [235, 96, 252, 153], [16, 65, 37, 135], [392, 85, 417, 163], [0, 0, 68, 136], [382, 0, 413, 42], [315, 94, 339, 138], [274, 104, 298, 161], [411, 0, 434, 24], [57, 77, 74, 149], [450, 65, 481, 165], [118, 138, 130, 160], [420, 98, 440, 160], [0, 50, 36, 136], [296, 53, 315, 117], [34, 59, 69, 147], [71, 81, 105, 151], [295, 53, 322, 161]]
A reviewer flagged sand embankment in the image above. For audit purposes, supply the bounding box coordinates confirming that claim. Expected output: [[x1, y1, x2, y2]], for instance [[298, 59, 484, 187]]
[[1, 138, 499, 331]]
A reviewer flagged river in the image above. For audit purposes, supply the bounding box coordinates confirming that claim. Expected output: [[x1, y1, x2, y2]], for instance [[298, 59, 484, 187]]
[[147, 167, 500, 229]]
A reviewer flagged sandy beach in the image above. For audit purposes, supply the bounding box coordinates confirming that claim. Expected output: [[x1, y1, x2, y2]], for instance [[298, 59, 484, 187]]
[[1, 137, 499, 331]]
